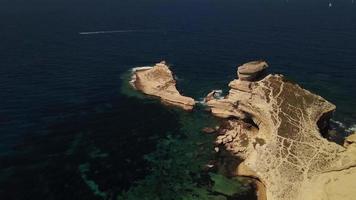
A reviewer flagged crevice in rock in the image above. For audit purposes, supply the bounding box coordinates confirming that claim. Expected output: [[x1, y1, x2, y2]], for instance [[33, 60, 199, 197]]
[[254, 69, 268, 82], [242, 117, 260, 131], [317, 110, 333, 137], [316, 110, 344, 144]]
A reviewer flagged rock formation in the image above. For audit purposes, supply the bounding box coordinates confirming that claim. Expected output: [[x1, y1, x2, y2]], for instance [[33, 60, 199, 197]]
[[131, 61, 195, 111], [237, 61, 268, 81], [207, 61, 356, 200], [204, 61, 269, 118], [344, 133, 356, 147], [131, 60, 356, 199]]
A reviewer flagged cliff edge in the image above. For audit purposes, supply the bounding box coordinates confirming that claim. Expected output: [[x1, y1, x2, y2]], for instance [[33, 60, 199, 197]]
[[207, 61, 356, 200]]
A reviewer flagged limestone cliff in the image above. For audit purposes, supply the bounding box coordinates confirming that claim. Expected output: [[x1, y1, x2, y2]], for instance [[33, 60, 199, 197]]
[[207, 61, 356, 200], [131, 61, 195, 111]]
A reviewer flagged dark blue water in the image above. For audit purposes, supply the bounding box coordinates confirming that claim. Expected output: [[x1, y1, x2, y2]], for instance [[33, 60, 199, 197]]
[[0, 0, 356, 199]]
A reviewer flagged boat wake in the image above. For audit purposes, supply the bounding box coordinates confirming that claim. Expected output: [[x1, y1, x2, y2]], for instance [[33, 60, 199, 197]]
[[79, 29, 160, 35]]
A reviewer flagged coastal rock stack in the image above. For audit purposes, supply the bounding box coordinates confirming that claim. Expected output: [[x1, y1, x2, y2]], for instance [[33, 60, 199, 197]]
[[237, 61, 268, 81], [130, 61, 195, 111], [205, 61, 268, 118]]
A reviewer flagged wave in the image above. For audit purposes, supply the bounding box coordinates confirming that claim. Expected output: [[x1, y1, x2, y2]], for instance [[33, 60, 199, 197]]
[[346, 124, 356, 133], [330, 119, 346, 129], [195, 89, 224, 105], [211, 90, 224, 99], [128, 67, 153, 88], [131, 66, 153, 72], [79, 29, 160, 35], [195, 98, 207, 105], [330, 119, 356, 133], [174, 75, 183, 81]]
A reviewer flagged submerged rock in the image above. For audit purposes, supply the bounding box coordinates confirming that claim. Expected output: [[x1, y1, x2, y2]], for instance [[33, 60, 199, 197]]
[[202, 127, 216, 134], [130, 61, 195, 111], [209, 61, 356, 200]]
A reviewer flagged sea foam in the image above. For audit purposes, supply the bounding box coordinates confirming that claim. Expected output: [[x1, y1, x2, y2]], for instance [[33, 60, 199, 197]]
[[331, 119, 356, 133], [195, 89, 224, 105]]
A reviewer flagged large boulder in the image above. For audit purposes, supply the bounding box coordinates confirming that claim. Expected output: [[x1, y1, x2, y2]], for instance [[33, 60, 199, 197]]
[[131, 61, 195, 111], [237, 61, 268, 81]]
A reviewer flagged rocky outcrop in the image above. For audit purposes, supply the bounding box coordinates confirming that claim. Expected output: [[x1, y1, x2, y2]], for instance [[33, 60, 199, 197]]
[[237, 61, 268, 81], [344, 133, 356, 147], [130, 60, 356, 199], [208, 61, 356, 200], [131, 61, 195, 111], [205, 61, 268, 118]]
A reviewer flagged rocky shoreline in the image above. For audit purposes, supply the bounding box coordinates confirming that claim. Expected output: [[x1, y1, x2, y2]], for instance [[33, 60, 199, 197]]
[[130, 60, 356, 200], [130, 61, 195, 111]]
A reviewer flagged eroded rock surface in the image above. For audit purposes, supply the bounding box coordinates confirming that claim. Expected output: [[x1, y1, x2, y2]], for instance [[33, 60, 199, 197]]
[[344, 133, 356, 147], [205, 61, 267, 118], [209, 61, 356, 200], [237, 61, 268, 81], [131, 61, 195, 110]]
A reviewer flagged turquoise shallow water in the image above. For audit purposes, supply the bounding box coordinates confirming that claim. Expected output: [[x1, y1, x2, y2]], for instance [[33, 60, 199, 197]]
[[0, 0, 356, 199]]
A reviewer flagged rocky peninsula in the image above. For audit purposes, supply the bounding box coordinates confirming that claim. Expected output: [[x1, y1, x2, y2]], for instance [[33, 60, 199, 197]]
[[130, 61, 195, 111], [131, 60, 356, 200], [207, 61, 356, 200]]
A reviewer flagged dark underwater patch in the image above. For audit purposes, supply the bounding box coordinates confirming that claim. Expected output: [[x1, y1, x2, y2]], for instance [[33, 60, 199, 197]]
[[0, 95, 180, 199]]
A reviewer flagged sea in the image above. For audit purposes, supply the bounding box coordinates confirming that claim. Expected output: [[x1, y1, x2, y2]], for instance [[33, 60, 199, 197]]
[[0, 0, 355, 199]]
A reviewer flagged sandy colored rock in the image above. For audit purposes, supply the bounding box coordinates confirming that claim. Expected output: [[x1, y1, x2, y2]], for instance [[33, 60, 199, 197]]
[[206, 61, 270, 118], [210, 62, 356, 200], [255, 180, 267, 200], [228, 79, 252, 92], [204, 91, 216, 102], [131, 61, 195, 110], [344, 133, 356, 147], [206, 99, 247, 119], [237, 61, 268, 81], [238, 61, 269, 74], [298, 167, 356, 200], [204, 90, 223, 102]]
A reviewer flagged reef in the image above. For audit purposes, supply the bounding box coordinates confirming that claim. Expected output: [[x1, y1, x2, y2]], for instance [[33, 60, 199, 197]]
[[206, 61, 356, 200], [130, 61, 195, 111]]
